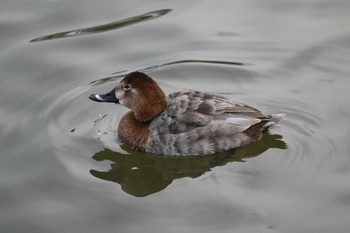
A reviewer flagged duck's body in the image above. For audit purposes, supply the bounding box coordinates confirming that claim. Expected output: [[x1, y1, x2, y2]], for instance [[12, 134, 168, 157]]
[[89, 72, 284, 156]]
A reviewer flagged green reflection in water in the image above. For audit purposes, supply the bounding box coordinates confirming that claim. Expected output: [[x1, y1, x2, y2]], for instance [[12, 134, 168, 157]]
[[30, 9, 172, 42], [90, 133, 286, 197]]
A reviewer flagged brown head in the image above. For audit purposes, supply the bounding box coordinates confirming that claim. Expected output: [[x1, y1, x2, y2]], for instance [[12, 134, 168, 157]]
[[89, 71, 168, 122]]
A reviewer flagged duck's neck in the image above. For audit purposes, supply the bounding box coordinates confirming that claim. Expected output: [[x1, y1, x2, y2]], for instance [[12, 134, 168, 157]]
[[118, 111, 151, 152], [133, 92, 168, 122]]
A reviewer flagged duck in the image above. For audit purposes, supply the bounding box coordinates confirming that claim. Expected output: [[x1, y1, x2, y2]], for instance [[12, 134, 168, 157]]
[[89, 71, 285, 156]]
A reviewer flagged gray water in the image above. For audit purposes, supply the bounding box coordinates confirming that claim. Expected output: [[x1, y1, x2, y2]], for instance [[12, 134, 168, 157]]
[[1, 0, 350, 232]]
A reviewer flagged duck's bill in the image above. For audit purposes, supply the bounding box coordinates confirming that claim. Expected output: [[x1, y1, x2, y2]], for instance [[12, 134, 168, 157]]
[[89, 89, 119, 104]]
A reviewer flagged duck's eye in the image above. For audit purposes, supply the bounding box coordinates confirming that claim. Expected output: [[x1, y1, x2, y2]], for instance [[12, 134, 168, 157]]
[[123, 84, 131, 91]]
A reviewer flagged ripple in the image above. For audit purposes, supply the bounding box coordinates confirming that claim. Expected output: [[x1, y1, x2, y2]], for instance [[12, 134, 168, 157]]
[[43, 66, 341, 190], [89, 58, 248, 86], [44, 82, 126, 157], [44, 67, 288, 189], [142, 59, 247, 70], [262, 98, 339, 168], [30, 9, 172, 42]]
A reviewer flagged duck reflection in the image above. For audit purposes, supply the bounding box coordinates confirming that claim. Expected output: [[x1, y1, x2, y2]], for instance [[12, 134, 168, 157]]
[[90, 133, 286, 197]]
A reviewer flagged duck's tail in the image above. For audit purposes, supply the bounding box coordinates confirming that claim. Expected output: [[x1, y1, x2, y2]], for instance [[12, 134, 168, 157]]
[[270, 113, 286, 123], [264, 113, 286, 128]]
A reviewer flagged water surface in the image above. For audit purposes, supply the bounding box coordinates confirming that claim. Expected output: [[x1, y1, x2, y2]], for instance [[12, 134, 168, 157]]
[[1, 0, 350, 232]]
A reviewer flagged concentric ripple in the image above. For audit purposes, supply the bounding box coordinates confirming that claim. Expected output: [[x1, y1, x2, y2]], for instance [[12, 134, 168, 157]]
[[43, 61, 291, 189], [43, 56, 343, 195], [261, 98, 340, 168]]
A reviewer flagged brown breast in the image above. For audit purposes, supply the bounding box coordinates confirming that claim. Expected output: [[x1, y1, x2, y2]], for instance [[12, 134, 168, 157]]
[[117, 111, 151, 152]]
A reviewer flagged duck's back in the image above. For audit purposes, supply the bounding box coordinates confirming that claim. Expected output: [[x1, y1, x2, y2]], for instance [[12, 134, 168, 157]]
[[145, 91, 281, 156]]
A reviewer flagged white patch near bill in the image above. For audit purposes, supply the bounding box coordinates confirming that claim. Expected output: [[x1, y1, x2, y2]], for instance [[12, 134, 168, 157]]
[[94, 94, 105, 101]]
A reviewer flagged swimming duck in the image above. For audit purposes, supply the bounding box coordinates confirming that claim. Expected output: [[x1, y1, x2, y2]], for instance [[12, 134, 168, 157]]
[[89, 71, 284, 156]]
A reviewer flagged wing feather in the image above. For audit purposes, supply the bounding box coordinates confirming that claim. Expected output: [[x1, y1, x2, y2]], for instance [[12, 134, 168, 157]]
[[153, 91, 269, 134]]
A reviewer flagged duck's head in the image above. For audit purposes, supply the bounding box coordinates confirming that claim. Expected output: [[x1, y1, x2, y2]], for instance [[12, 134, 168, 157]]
[[89, 71, 168, 122]]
